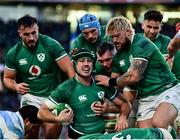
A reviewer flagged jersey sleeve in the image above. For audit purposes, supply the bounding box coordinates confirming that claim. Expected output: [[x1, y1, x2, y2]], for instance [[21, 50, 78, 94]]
[[48, 79, 74, 106], [132, 40, 156, 61], [42, 35, 68, 61]]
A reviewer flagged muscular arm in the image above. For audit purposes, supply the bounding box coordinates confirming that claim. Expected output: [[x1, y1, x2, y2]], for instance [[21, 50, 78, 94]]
[[38, 103, 61, 123], [167, 32, 180, 58], [116, 59, 148, 87], [3, 69, 29, 94], [56, 55, 75, 79], [96, 59, 148, 88], [113, 93, 132, 131], [95, 59, 148, 87], [113, 93, 132, 117], [38, 101, 73, 123], [3, 69, 17, 91], [0, 74, 3, 93]]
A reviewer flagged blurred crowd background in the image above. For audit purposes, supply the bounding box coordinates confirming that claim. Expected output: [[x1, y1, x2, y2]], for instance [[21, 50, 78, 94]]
[[0, 0, 180, 111]]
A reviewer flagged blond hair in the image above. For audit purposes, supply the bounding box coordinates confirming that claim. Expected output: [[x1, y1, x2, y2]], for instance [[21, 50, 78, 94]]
[[106, 16, 133, 36]]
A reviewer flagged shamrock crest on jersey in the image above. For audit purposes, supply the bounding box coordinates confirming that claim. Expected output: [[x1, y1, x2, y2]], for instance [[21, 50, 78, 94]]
[[97, 91, 105, 100], [37, 53, 45, 62]]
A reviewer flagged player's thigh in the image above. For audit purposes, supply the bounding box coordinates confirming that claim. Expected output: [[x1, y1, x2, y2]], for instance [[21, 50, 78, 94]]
[[153, 102, 177, 128], [153, 84, 180, 128], [137, 118, 153, 128]]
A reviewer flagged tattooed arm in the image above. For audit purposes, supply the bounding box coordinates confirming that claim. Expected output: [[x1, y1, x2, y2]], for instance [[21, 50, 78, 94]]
[[116, 59, 148, 87], [95, 59, 148, 87]]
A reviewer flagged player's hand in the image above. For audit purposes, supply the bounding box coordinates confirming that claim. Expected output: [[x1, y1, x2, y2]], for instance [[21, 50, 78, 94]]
[[95, 75, 110, 87], [57, 109, 74, 123], [15, 82, 29, 94], [93, 101, 108, 116], [115, 115, 128, 132]]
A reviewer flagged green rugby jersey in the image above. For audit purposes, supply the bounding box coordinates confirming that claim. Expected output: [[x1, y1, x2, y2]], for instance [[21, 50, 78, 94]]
[[79, 128, 166, 139], [48, 76, 119, 135], [5, 34, 67, 97], [138, 33, 171, 55], [112, 34, 177, 98]]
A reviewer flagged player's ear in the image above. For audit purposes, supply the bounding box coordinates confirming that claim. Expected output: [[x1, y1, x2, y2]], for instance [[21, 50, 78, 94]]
[[18, 30, 21, 38], [24, 118, 30, 127], [141, 21, 145, 30], [126, 29, 134, 38]]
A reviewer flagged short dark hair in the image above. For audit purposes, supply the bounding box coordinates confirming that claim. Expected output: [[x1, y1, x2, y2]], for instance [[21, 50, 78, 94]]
[[97, 41, 115, 56], [17, 14, 38, 29], [19, 105, 41, 124], [144, 9, 163, 22]]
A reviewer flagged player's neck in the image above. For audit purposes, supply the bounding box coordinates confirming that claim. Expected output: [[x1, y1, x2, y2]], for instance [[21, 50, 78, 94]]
[[77, 75, 92, 86]]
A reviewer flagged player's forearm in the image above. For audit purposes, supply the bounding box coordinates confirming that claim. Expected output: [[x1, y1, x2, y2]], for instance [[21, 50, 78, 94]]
[[38, 108, 59, 123], [117, 73, 138, 87], [119, 101, 132, 119], [106, 103, 120, 113], [168, 39, 180, 58], [109, 72, 139, 87], [3, 78, 17, 91], [109, 59, 148, 87]]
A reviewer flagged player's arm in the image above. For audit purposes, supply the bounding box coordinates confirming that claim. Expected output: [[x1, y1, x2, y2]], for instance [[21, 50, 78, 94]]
[[3, 69, 29, 94], [167, 31, 180, 59], [0, 74, 3, 94], [113, 93, 132, 131], [95, 59, 148, 87], [3, 69, 16, 91], [114, 59, 148, 87], [38, 100, 73, 123], [56, 55, 75, 79], [123, 86, 137, 105]]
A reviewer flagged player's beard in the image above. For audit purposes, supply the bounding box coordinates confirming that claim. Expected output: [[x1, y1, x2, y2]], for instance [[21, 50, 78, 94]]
[[88, 37, 98, 44], [116, 38, 131, 52], [26, 41, 38, 50], [122, 38, 131, 51]]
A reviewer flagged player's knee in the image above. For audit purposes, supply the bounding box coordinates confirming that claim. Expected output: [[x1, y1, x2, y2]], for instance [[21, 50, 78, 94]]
[[152, 118, 168, 129]]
